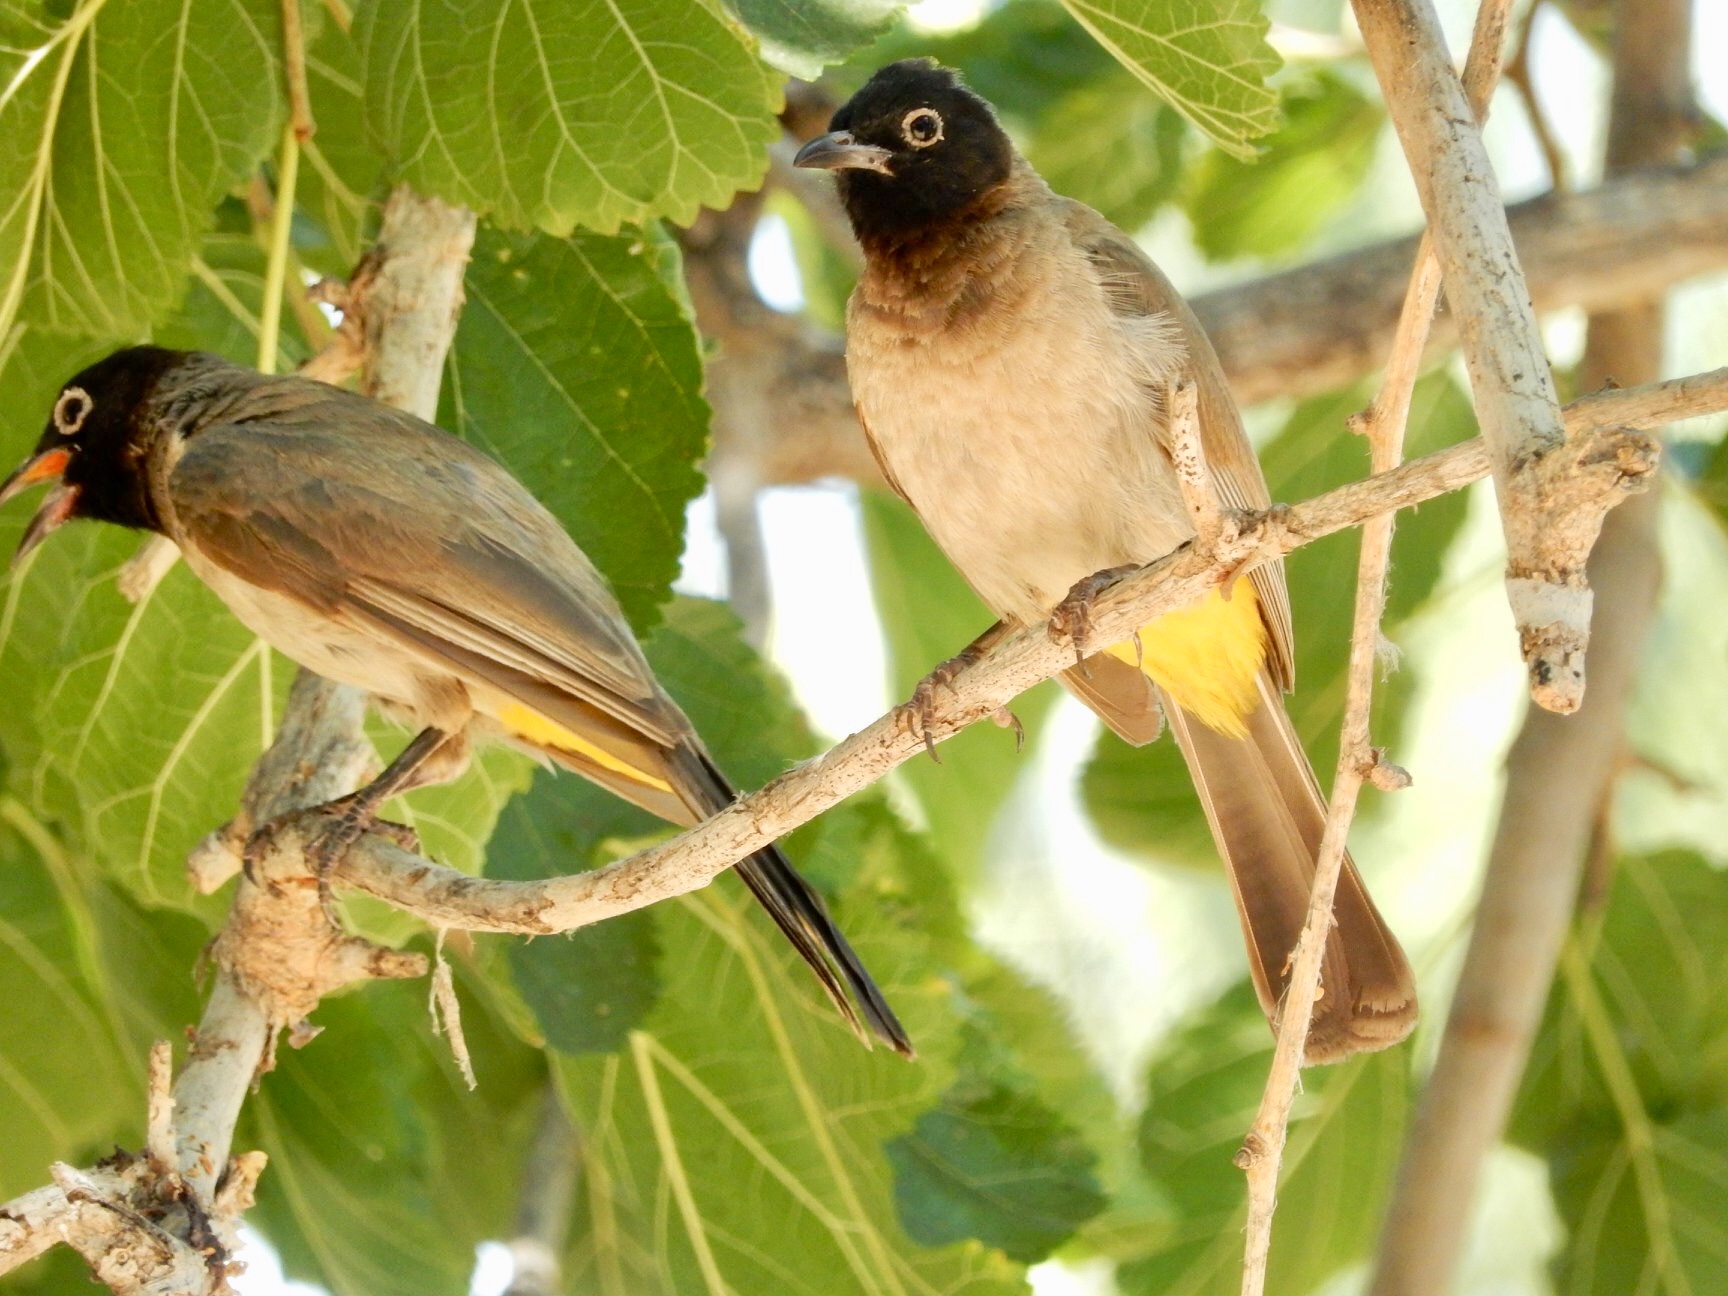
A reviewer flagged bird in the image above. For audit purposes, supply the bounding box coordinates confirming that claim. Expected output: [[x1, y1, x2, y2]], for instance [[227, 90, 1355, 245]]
[[796, 58, 1415, 1062], [0, 346, 912, 1057]]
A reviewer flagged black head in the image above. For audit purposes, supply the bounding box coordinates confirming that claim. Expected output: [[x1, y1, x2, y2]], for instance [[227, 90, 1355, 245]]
[[794, 60, 1014, 242], [1, 345, 189, 563]]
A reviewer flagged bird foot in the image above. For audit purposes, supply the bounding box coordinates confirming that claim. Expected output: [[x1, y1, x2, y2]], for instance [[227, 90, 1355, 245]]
[[898, 649, 983, 762], [1048, 564, 1140, 663], [241, 795, 420, 888]]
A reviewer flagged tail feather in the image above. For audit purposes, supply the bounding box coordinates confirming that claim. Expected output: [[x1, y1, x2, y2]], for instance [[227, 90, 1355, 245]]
[[678, 749, 915, 1058], [1163, 673, 1417, 1063], [736, 846, 916, 1057]]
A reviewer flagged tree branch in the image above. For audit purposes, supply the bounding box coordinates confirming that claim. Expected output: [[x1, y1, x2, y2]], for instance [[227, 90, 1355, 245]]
[[0, 186, 476, 1293], [321, 373, 1725, 940], [701, 155, 1728, 490], [1240, 3, 1514, 1289], [1371, 1, 1695, 1289]]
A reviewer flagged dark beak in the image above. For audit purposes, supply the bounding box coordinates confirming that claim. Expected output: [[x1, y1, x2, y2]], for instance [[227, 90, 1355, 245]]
[[1, 446, 78, 566], [793, 131, 894, 176]]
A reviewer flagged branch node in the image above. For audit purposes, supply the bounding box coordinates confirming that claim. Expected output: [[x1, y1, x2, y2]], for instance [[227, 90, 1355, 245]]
[[1363, 750, 1414, 791]]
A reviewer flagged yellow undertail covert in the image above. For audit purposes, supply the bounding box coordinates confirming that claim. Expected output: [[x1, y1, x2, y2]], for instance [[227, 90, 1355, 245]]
[[1102, 577, 1267, 738], [496, 701, 674, 793]]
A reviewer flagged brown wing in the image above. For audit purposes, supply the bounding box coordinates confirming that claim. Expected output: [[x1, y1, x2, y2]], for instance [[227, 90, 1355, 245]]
[[165, 385, 688, 751], [1061, 200, 1295, 691]]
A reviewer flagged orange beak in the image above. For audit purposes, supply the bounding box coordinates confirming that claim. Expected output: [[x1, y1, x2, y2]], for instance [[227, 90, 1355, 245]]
[[1, 446, 78, 566]]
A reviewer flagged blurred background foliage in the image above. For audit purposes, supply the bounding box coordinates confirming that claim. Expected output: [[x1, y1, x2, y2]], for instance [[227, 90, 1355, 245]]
[[0, 0, 1724, 1293]]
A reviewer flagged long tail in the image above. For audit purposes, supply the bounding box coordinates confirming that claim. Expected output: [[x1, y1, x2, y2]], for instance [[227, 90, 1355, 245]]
[[1164, 673, 1417, 1064], [681, 750, 915, 1058]]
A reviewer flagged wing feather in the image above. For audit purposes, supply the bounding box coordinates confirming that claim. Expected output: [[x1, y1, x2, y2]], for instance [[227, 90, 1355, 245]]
[[1061, 200, 1296, 690]]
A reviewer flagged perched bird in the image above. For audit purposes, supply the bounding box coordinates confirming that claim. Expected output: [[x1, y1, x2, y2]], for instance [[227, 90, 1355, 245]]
[[1, 347, 912, 1056], [798, 59, 1415, 1062]]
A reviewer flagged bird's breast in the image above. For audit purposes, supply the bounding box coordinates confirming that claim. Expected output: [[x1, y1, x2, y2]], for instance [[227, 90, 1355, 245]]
[[848, 242, 1190, 624]]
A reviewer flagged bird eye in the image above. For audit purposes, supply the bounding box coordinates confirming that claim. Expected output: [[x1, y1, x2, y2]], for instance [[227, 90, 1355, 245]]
[[900, 108, 944, 148], [53, 386, 92, 437]]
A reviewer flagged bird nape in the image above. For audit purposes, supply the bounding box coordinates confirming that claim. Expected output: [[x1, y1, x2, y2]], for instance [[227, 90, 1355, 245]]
[[0, 345, 913, 1059]]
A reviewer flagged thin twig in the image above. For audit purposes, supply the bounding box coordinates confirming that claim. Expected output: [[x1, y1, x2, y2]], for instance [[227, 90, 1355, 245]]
[[254, 125, 300, 377], [1505, 0, 1569, 188], [280, 0, 315, 142], [1239, 4, 1516, 1289]]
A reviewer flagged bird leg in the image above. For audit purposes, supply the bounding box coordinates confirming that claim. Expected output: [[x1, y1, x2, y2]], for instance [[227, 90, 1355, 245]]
[[899, 620, 1013, 761], [1048, 564, 1141, 664], [244, 726, 465, 884]]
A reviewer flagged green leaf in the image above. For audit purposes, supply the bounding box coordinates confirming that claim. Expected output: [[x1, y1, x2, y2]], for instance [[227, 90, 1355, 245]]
[[0, 516, 282, 911], [247, 978, 546, 1296], [444, 226, 708, 633], [297, 18, 387, 275], [0, 811, 134, 1198], [860, 490, 1059, 881], [553, 885, 1023, 1295], [0, 0, 282, 342], [888, 1077, 1105, 1263], [725, 0, 902, 79], [1511, 853, 1728, 1293], [1118, 985, 1410, 1293], [1081, 372, 1474, 868], [1058, 0, 1280, 159], [491, 766, 666, 1055], [863, 0, 1130, 119], [1184, 70, 1382, 260], [1028, 77, 1188, 232], [354, 0, 783, 234]]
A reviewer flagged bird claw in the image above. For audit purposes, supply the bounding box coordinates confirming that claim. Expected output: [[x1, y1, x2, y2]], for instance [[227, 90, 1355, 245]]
[[1048, 564, 1139, 663], [898, 651, 976, 762]]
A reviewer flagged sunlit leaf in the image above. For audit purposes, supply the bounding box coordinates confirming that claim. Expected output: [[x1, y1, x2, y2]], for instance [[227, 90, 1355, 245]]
[[354, 0, 782, 234], [1183, 71, 1382, 260], [1511, 852, 1728, 1294], [444, 226, 708, 633], [247, 978, 546, 1296], [726, 0, 903, 79], [0, 0, 281, 342], [1117, 985, 1410, 1293], [1058, 0, 1280, 159]]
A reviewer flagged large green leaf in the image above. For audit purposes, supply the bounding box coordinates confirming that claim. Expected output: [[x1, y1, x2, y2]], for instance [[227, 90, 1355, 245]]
[[1116, 985, 1410, 1293], [0, 812, 133, 1197], [553, 885, 1025, 1295], [1510, 853, 1728, 1293], [444, 226, 707, 634], [860, 490, 1059, 882], [1183, 70, 1382, 261], [246, 976, 546, 1296], [1058, 0, 1280, 159], [0, 0, 281, 342], [1081, 372, 1474, 868], [726, 0, 902, 79], [354, 0, 782, 234], [1028, 76, 1187, 232], [887, 1075, 1105, 1263]]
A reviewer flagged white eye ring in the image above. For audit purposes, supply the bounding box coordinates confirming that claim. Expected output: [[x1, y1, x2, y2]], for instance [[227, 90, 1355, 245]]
[[901, 107, 944, 148], [53, 386, 92, 436]]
